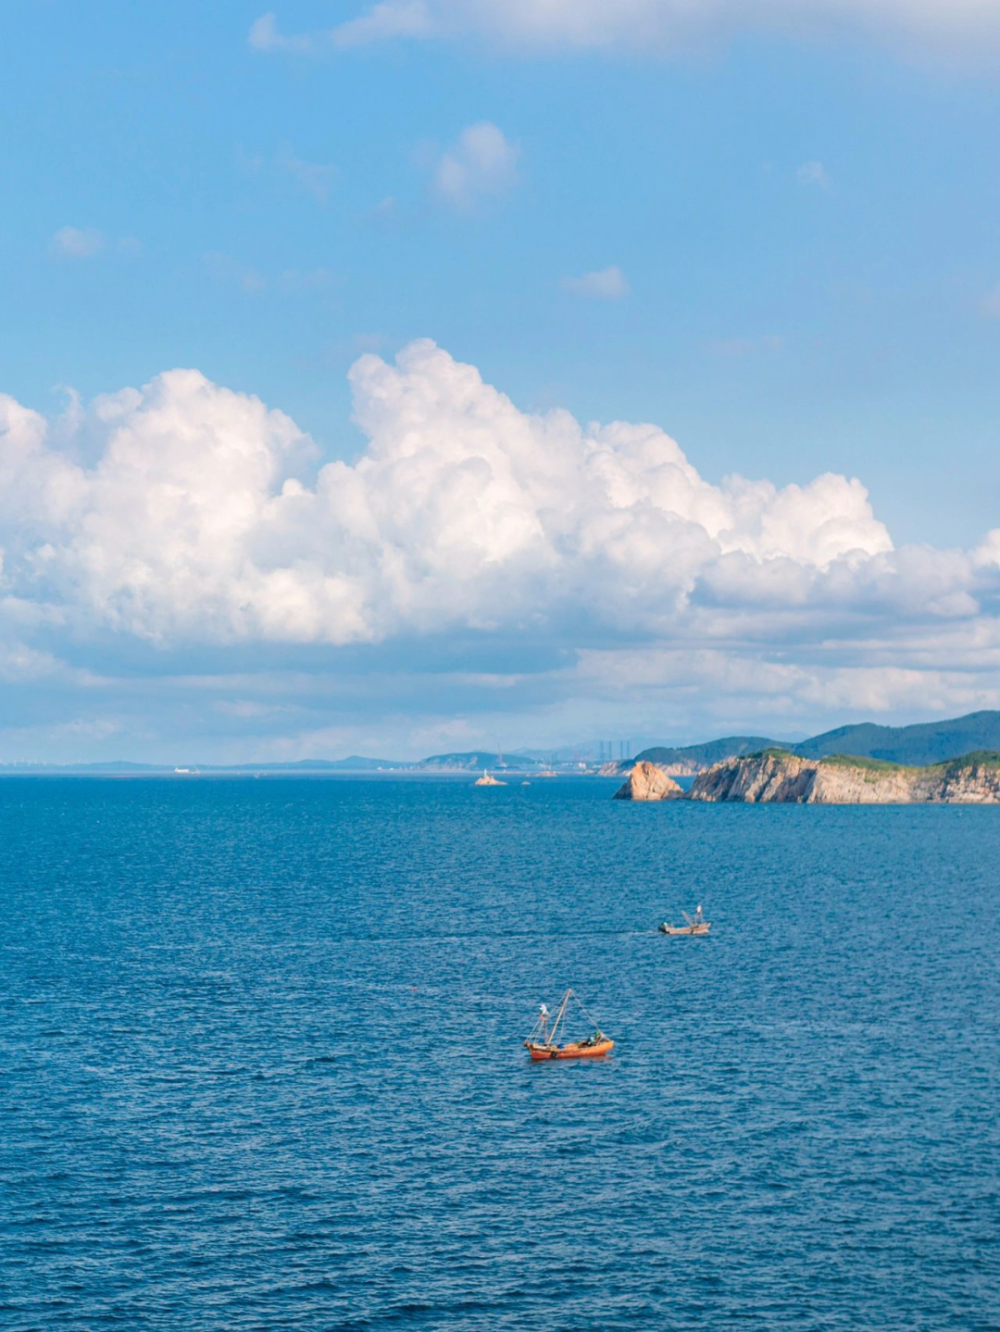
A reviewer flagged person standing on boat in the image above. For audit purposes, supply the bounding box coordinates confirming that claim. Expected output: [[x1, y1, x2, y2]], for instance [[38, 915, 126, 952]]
[[538, 1003, 550, 1044]]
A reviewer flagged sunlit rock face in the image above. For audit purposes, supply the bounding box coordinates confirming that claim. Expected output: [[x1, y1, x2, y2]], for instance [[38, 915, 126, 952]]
[[613, 761, 684, 801], [687, 751, 1000, 804]]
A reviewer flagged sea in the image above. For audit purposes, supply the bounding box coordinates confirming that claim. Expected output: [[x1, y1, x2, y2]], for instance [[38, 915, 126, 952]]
[[2, 775, 998, 1331]]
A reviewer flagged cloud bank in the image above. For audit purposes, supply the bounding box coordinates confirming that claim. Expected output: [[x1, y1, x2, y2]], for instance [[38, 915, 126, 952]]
[[250, 1, 1000, 59], [0, 339, 898, 645], [2, 341, 999, 756]]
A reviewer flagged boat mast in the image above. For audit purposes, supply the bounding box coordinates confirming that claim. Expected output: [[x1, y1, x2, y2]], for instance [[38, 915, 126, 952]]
[[548, 989, 573, 1045]]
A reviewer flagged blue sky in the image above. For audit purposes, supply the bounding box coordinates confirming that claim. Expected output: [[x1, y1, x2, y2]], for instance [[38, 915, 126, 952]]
[[1, 1, 1000, 761]]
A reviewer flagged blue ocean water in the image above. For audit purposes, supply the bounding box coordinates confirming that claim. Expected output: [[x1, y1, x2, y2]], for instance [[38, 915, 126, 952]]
[[2, 776, 998, 1331]]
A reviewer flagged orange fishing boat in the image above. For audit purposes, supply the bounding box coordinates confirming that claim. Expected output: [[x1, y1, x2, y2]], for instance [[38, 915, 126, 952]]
[[524, 989, 614, 1061]]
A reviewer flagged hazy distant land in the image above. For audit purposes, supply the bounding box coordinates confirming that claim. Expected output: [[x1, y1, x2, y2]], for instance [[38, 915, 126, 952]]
[[6, 710, 1000, 778]]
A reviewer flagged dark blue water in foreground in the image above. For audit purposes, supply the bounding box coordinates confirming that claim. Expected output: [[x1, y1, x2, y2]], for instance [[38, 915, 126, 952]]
[[2, 777, 999, 1330]]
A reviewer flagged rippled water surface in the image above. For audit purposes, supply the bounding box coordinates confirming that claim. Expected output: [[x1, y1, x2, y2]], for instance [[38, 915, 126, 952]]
[[2, 776, 999, 1330]]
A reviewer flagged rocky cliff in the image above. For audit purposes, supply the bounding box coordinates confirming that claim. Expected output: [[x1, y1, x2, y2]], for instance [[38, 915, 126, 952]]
[[632, 736, 779, 775], [613, 761, 684, 801], [687, 749, 1000, 804]]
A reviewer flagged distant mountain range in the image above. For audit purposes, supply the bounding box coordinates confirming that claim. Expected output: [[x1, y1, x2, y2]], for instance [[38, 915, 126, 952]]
[[5, 712, 1000, 775], [635, 711, 1000, 773], [0, 757, 409, 775]]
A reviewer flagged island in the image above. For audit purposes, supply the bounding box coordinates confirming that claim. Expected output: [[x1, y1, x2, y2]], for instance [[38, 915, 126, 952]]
[[613, 761, 684, 801]]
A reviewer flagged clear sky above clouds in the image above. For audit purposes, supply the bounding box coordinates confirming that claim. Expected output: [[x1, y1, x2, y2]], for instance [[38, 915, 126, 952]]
[[1, 0, 999, 761]]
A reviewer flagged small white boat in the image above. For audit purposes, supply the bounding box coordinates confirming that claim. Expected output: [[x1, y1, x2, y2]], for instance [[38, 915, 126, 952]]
[[659, 905, 711, 936]]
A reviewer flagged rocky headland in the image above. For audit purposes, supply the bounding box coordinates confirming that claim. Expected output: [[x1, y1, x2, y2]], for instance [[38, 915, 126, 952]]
[[624, 709, 1000, 775], [612, 761, 684, 801], [686, 749, 1000, 804]]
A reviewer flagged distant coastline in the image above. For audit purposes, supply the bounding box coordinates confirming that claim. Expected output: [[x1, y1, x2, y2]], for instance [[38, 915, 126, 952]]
[[6, 710, 1000, 780]]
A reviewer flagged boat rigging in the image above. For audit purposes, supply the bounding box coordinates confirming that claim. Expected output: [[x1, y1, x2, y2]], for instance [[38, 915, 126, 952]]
[[524, 988, 614, 1060], [659, 904, 711, 936]]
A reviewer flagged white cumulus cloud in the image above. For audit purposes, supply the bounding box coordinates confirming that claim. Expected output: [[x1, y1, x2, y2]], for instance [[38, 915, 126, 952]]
[[562, 266, 630, 299], [431, 122, 519, 210], [3, 342, 1000, 752], [277, 144, 336, 204], [0, 336, 978, 657], [797, 160, 831, 189], [248, 12, 315, 54], [254, 1, 1000, 59], [52, 227, 105, 259], [332, 0, 433, 47]]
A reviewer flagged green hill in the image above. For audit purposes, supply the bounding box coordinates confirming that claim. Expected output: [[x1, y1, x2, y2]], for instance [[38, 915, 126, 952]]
[[793, 711, 1000, 766], [634, 712, 1000, 772]]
